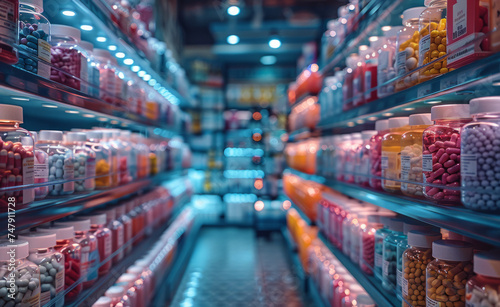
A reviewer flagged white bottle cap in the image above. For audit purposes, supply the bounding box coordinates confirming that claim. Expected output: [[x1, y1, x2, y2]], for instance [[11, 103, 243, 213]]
[[387, 217, 404, 233], [80, 40, 94, 52], [469, 97, 500, 115], [87, 131, 103, 140], [383, 26, 403, 38], [18, 232, 56, 249], [92, 296, 112, 307], [135, 259, 150, 268], [39, 130, 63, 141], [409, 113, 432, 126], [126, 265, 143, 276], [88, 213, 107, 226], [341, 134, 351, 142], [473, 251, 500, 278], [402, 7, 427, 24], [57, 218, 91, 232], [105, 286, 125, 299], [120, 131, 131, 138], [388, 117, 409, 129], [375, 119, 389, 132], [408, 230, 441, 248], [403, 220, 437, 234], [65, 132, 87, 142], [432, 240, 473, 261], [39, 225, 75, 240], [351, 133, 362, 140], [431, 104, 470, 120], [0, 104, 23, 123], [117, 273, 136, 287], [0, 240, 29, 260], [51, 25, 81, 41], [361, 130, 377, 140]]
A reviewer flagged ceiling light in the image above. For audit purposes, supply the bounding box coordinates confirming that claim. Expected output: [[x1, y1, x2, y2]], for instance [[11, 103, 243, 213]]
[[260, 55, 276, 65], [42, 104, 57, 108], [110, 120, 119, 125], [80, 25, 93, 31], [108, 45, 117, 51], [368, 116, 378, 121], [425, 100, 442, 104], [96, 37, 107, 42], [65, 110, 79, 114], [148, 79, 157, 86], [118, 72, 125, 79], [62, 10, 75, 17], [269, 38, 281, 49], [115, 52, 125, 58], [123, 58, 134, 65], [369, 36, 379, 42], [131, 65, 140, 72], [227, 5, 240, 16], [381, 26, 392, 32], [356, 119, 364, 124], [403, 107, 415, 111], [11, 97, 29, 101], [359, 45, 368, 51], [383, 112, 394, 116], [347, 122, 355, 127], [97, 117, 108, 122], [83, 114, 95, 118], [143, 74, 151, 81], [138, 71, 146, 77], [227, 35, 239, 45]]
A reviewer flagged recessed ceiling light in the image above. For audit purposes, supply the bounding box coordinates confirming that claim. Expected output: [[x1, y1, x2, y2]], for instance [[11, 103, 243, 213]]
[[227, 5, 240, 16], [227, 35, 239, 45], [11, 97, 29, 101], [115, 52, 125, 58], [80, 25, 93, 31], [138, 71, 146, 77], [123, 58, 134, 65], [359, 45, 368, 51], [269, 38, 281, 49], [403, 107, 415, 111], [356, 119, 364, 124], [118, 72, 125, 79], [381, 26, 392, 31], [131, 65, 140, 72], [97, 117, 108, 122], [148, 79, 157, 86], [65, 110, 79, 114], [260, 55, 276, 65], [42, 104, 57, 108], [82, 114, 95, 118], [143, 74, 151, 81], [369, 36, 379, 42], [347, 122, 355, 127], [368, 116, 378, 121], [110, 120, 119, 125], [425, 100, 442, 104], [383, 112, 394, 116], [96, 37, 107, 42], [108, 45, 117, 51], [62, 10, 75, 17]]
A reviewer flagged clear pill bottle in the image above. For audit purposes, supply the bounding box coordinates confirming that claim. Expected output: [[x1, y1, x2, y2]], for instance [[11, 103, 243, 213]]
[[382, 218, 405, 291], [466, 250, 500, 307], [64, 132, 96, 192], [49, 25, 83, 90], [377, 26, 403, 98], [369, 119, 389, 190], [31, 131, 48, 200], [87, 213, 112, 277], [86, 131, 112, 189], [381, 117, 410, 193]]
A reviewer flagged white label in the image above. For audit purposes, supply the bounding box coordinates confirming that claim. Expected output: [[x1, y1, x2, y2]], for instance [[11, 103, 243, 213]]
[[402, 277, 409, 296], [40, 290, 51, 305], [422, 154, 433, 172], [80, 245, 90, 277], [375, 252, 382, 268], [23, 157, 34, 204], [381, 156, 389, 170], [382, 260, 390, 277], [461, 154, 477, 176], [63, 162, 74, 192], [378, 51, 389, 71], [401, 155, 411, 190], [0, 1, 17, 46], [419, 35, 431, 66], [396, 51, 407, 76], [448, 33, 482, 64], [452, 0, 467, 40], [365, 71, 372, 100], [37, 40, 51, 78], [55, 269, 64, 294], [80, 56, 89, 94], [85, 158, 96, 189], [104, 235, 112, 258], [417, 83, 432, 96], [427, 296, 440, 307], [34, 163, 48, 179], [397, 269, 403, 287]]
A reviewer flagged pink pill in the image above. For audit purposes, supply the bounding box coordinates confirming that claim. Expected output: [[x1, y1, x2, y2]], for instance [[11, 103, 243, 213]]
[[444, 189, 460, 196], [447, 182, 460, 187], [13, 153, 21, 169], [446, 148, 460, 155], [450, 153, 458, 161], [428, 144, 438, 153], [426, 176, 434, 183], [456, 137, 461, 148], [427, 187, 439, 195], [433, 163, 442, 171], [447, 164, 460, 174], [444, 195, 460, 202], [7, 152, 13, 170], [435, 141, 445, 148], [442, 173, 449, 183], [423, 150, 431, 155], [431, 168, 445, 179], [433, 180, 442, 184], [446, 173, 460, 183], [434, 192, 445, 199], [435, 148, 445, 159], [432, 155, 438, 163], [438, 153, 449, 164], [443, 160, 456, 168], [444, 141, 456, 147]]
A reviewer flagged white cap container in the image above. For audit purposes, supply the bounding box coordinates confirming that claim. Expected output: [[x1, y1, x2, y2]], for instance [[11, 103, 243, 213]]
[[407, 230, 441, 248], [431, 104, 470, 120], [65, 132, 87, 142], [0, 240, 29, 260], [39, 130, 63, 141], [87, 131, 103, 140], [469, 97, 500, 115], [51, 24, 81, 41], [375, 119, 389, 131], [361, 130, 377, 140], [105, 286, 125, 300], [388, 117, 409, 129], [39, 225, 75, 240], [409, 113, 432, 125], [402, 7, 427, 25], [18, 232, 56, 249], [432, 240, 473, 261], [116, 273, 136, 288], [0, 104, 24, 123], [473, 251, 500, 278], [88, 213, 107, 226]]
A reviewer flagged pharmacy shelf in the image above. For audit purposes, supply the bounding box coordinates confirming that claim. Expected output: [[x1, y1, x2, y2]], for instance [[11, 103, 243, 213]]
[[317, 232, 400, 307], [0, 170, 188, 236], [318, 50, 500, 133], [287, 128, 320, 142], [0, 62, 181, 134], [64, 204, 191, 307], [281, 228, 308, 291]]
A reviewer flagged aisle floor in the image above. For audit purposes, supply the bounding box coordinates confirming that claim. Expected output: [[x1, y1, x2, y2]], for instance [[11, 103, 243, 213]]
[[170, 227, 313, 307]]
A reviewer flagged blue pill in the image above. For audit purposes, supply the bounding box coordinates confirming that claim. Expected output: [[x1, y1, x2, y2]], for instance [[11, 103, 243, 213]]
[[25, 58, 34, 65], [26, 42, 37, 49], [25, 65, 33, 71], [26, 35, 37, 44], [55, 159, 63, 168], [32, 31, 40, 39], [22, 28, 30, 36], [55, 169, 63, 178]]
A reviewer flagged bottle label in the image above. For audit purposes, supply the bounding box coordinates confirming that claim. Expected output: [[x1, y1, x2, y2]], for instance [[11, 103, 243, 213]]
[[402, 276, 409, 297], [55, 269, 64, 294], [419, 34, 431, 66], [375, 252, 382, 268], [422, 154, 433, 172], [22, 292, 40, 307], [23, 157, 35, 204], [85, 157, 96, 189], [427, 296, 440, 307], [397, 268, 403, 287], [0, 1, 17, 46], [80, 55, 89, 94], [80, 245, 90, 278], [378, 50, 389, 71], [40, 291, 51, 305], [38, 40, 51, 78], [104, 235, 112, 258], [381, 156, 389, 170], [452, 0, 467, 40], [364, 71, 372, 100], [86, 248, 99, 282], [34, 163, 48, 179], [396, 51, 408, 76], [461, 154, 477, 177], [63, 161, 74, 192], [401, 155, 411, 190], [382, 259, 390, 277]]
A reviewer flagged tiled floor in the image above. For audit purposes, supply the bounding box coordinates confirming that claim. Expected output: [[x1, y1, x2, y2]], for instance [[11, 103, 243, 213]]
[[170, 228, 312, 307]]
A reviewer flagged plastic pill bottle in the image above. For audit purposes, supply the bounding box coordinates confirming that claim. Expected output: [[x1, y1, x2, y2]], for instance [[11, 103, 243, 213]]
[[105, 286, 129, 306], [0, 240, 40, 306], [87, 213, 112, 277], [64, 132, 96, 193], [38, 130, 74, 196], [466, 250, 500, 307], [426, 240, 473, 306], [402, 230, 441, 307], [19, 231, 64, 306], [355, 130, 377, 186], [461, 97, 500, 211], [422, 104, 471, 205], [400, 113, 433, 198], [100, 207, 124, 264], [381, 117, 410, 193], [360, 212, 396, 275], [374, 216, 394, 279], [86, 131, 112, 189], [377, 26, 403, 98], [369, 119, 389, 190], [115, 273, 139, 307], [116, 204, 133, 255], [382, 218, 405, 291]]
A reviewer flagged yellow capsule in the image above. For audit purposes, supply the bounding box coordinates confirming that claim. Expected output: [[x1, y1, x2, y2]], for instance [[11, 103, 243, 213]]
[[441, 37, 447, 45], [434, 62, 442, 70], [431, 50, 440, 58], [431, 57, 438, 62], [424, 70, 431, 76], [431, 30, 439, 38], [410, 42, 419, 50], [423, 59, 429, 65], [443, 60, 447, 68], [439, 51, 447, 57], [420, 28, 429, 36], [430, 43, 438, 51], [400, 41, 409, 50], [430, 68, 439, 74], [425, 51, 430, 57], [438, 44, 446, 52], [449, 68, 455, 72], [438, 19, 446, 31], [431, 22, 439, 30], [413, 31, 420, 39], [440, 68, 449, 73], [439, 30, 447, 37], [435, 36, 442, 45]]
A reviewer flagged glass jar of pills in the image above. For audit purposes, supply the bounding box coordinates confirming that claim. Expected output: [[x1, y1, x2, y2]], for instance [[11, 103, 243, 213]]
[[466, 251, 500, 307], [369, 120, 389, 190], [64, 132, 96, 193], [86, 131, 112, 189], [31, 131, 48, 200], [381, 117, 410, 193], [50, 25, 83, 90], [377, 26, 402, 98]]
